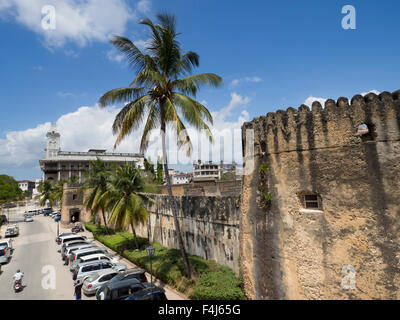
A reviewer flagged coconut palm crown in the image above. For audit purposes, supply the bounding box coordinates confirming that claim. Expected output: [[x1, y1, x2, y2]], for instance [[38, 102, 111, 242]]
[[99, 13, 222, 278]]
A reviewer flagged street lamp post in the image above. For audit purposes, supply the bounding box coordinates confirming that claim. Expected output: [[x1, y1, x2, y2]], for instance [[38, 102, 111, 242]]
[[146, 245, 155, 299]]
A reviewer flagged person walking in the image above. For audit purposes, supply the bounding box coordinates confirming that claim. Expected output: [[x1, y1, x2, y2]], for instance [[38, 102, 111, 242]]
[[74, 280, 83, 300]]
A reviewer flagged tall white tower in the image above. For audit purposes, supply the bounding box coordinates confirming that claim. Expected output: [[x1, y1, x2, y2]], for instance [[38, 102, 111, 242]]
[[45, 125, 60, 158]]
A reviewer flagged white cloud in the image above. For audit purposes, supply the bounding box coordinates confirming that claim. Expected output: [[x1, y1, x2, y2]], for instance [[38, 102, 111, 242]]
[[33, 65, 43, 71], [136, 0, 151, 14], [304, 96, 327, 108], [0, 93, 250, 178], [0, 0, 137, 48], [107, 49, 124, 63], [230, 76, 262, 87], [360, 90, 380, 96]]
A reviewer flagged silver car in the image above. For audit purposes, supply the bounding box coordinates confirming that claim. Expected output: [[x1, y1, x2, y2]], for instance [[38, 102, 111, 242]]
[[61, 239, 92, 256], [69, 247, 108, 271], [82, 270, 119, 296], [72, 260, 126, 282], [0, 244, 12, 264], [63, 244, 95, 262]]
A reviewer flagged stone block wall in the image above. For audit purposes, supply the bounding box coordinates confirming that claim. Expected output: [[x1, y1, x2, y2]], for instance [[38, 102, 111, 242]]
[[136, 194, 241, 273], [241, 90, 400, 299]]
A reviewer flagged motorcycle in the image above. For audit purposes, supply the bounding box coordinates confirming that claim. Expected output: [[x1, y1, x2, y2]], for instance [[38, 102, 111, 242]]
[[14, 280, 23, 293], [71, 224, 84, 233]]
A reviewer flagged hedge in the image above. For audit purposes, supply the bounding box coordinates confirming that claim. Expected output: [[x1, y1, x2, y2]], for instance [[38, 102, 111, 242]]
[[85, 223, 246, 300]]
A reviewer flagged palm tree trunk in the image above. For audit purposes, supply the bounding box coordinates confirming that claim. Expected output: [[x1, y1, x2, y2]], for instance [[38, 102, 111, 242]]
[[131, 222, 139, 250], [101, 208, 109, 234], [160, 116, 192, 279]]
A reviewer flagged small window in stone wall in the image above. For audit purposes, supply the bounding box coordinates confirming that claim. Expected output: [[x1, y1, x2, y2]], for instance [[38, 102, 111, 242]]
[[72, 194, 77, 200], [301, 193, 322, 210]]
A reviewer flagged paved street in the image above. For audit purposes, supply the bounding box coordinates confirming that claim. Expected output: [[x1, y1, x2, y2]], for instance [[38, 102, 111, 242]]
[[0, 206, 75, 300], [0, 205, 185, 300]]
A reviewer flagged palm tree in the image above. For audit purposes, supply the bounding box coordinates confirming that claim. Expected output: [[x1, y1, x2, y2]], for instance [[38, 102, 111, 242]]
[[101, 163, 153, 249], [81, 159, 111, 233], [35, 180, 55, 208], [99, 13, 222, 278], [53, 179, 68, 210]]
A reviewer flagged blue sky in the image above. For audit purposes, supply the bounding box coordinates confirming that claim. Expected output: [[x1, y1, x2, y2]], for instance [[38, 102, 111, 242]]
[[1, 0, 399, 180]]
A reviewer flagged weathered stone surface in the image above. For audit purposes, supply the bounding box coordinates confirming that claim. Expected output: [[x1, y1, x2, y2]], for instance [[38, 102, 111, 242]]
[[136, 194, 241, 273], [241, 90, 400, 299]]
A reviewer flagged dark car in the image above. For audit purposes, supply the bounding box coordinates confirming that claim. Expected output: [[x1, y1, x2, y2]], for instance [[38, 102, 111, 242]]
[[124, 287, 167, 301], [97, 278, 159, 300], [95, 268, 147, 300]]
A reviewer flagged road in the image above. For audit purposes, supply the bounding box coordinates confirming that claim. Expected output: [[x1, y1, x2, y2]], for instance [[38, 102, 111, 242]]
[[0, 205, 185, 300], [0, 206, 75, 300]]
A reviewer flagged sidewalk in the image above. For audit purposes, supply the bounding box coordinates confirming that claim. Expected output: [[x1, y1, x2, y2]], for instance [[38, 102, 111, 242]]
[[56, 221, 187, 300]]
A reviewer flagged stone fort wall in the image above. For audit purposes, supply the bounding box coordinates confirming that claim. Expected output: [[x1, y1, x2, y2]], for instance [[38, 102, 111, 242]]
[[135, 194, 241, 273], [240, 90, 400, 299]]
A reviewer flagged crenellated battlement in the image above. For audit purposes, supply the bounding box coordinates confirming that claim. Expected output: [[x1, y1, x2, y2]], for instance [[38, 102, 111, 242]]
[[243, 90, 400, 156]]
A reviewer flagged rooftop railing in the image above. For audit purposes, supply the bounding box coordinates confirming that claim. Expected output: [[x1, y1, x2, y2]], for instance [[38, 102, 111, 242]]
[[58, 151, 144, 157]]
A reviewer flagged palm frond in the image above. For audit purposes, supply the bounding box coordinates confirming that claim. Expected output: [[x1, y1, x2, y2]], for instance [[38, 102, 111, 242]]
[[173, 73, 222, 96], [99, 87, 145, 107]]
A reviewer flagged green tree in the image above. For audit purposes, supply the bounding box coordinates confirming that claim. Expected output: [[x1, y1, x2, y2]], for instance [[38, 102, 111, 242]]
[[101, 163, 154, 249], [99, 13, 222, 278], [156, 157, 164, 185], [81, 159, 112, 233], [143, 157, 156, 181], [35, 180, 55, 208], [0, 175, 24, 202], [69, 175, 79, 184], [53, 179, 68, 210]]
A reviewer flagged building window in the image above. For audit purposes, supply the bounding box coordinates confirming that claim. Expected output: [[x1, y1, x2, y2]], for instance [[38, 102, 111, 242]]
[[303, 194, 321, 209], [72, 194, 77, 200]]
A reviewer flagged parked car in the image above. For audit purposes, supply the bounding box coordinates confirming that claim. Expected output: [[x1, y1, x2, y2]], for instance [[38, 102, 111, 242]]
[[69, 247, 109, 271], [76, 253, 117, 266], [5, 225, 19, 237], [61, 240, 92, 256], [97, 278, 157, 300], [0, 238, 13, 251], [0, 239, 13, 265], [63, 244, 96, 262], [57, 235, 87, 252], [124, 287, 167, 300], [82, 270, 119, 296], [0, 244, 11, 265], [72, 260, 126, 281], [95, 268, 147, 299], [24, 216, 33, 222], [55, 233, 74, 243]]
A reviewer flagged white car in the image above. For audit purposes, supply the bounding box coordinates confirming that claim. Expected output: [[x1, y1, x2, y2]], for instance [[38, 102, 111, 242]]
[[0, 239, 13, 264], [82, 270, 119, 296], [72, 260, 126, 282], [77, 253, 118, 265], [0, 244, 11, 264], [57, 235, 87, 252], [63, 244, 96, 262], [24, 216, 33, 222], [69, 247, 109, 271]]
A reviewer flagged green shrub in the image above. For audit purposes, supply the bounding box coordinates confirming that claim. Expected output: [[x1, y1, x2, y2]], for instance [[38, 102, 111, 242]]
[[190, 266, 247, 300], [85, 223, 246, 300]]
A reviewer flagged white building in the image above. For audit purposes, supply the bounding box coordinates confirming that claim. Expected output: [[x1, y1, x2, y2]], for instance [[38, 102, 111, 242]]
[[171, 173, 192, 185], [32, 179, 42, 198], [18, 180, 36, 196], [193, 160, 222, 181], [39, 126, 145, 183]]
